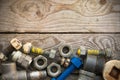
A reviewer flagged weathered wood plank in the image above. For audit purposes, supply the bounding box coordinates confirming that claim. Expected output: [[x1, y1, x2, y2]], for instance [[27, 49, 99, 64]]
[[0, 0, 120, 32]]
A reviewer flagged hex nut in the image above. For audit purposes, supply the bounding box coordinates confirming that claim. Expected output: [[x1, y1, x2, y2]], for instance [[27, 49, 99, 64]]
[[47, 62, 61, 77], [80, 46, 86, 56], [33, 55, 48, 70], [23, 42, 32, 54], [10, 38, 22, 50], [59, 44, 73, 57]]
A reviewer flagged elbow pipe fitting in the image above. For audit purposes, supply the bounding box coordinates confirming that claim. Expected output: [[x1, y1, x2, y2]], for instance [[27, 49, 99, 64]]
[[33, 55, 48, 70], [1, 63, 47, 80], [47, 62, 61, 77], [11, 51, 32, 69], [59, 44, 73, 58], [52, 57, 83, 80], [83, 55, 106, 75]]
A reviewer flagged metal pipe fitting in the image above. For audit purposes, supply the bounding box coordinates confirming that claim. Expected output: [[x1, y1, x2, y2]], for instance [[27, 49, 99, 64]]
[[84, 55, 106, 75], [33, 55, 48, 70], [77, 47, 112, 58], [2, 38, 22, 58], [11, 51, 32, 69], [0, 52, 7, 61], [60, 57, 70, 67], [1, 63, 47, 80], [78, 70, 96, 80], [47, 62, 61, 77], [52, 57, 83, 80], [103, 60, 120, 80], [59, 44, 73, 57], [23, 43, 57, 58]]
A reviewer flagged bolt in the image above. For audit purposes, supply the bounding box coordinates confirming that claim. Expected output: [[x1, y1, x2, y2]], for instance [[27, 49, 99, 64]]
[[51, 57, 82, 80]]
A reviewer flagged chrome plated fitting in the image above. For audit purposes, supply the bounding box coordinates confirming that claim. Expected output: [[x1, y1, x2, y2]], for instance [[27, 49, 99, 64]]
[[49, 49, 57, 59], [23, 42, 32, 54], [33, 55, 48, 70], [47, 62, 61, 77], [60, 57, 70, 67], [11, 51, 32, 69], [59, 44, 73, 57], [77, 46, 87, 57], [1, 63, 47, 80]]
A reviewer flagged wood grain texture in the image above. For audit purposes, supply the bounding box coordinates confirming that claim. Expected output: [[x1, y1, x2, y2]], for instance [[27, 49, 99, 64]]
[[0, 0, 120, 32]]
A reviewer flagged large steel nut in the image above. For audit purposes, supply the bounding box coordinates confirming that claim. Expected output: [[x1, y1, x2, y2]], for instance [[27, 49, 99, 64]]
[[59, 44, 73, 57], [33, 55, 48, 70], [47, 62, 61, 77]]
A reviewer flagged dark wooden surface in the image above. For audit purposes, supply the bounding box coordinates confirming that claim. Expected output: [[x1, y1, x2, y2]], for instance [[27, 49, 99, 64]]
[[0, 0, 120, 80]]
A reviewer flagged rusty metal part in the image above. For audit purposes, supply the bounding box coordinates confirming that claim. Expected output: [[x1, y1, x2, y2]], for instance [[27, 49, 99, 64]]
[[103, 60, 120, 80]]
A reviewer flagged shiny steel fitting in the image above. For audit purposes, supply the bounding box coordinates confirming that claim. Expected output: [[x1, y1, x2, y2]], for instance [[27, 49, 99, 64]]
[[61, 57, 70, 67], [11, 51, 32, 69], [33, 55, 48, 70], [47, 62, 61, 77], [59, 44, 73, 57], [77, 46, 87, 57]]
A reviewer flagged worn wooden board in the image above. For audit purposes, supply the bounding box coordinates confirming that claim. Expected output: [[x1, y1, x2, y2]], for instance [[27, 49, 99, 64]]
[[0, 0, 120, 32]]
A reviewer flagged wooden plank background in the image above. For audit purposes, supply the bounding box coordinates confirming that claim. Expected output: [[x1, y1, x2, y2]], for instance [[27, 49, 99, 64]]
[[0, 0, 120, 80]]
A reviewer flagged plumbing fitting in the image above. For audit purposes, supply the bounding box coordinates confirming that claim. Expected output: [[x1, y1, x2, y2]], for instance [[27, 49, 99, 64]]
[[1, 63, 47, 80], [52, 57, 82, 80], [59, 44, 73, 57], [2, 38, 22, 58], [0, 52, 7, 61], [23, 42, 57, 58], [77, 46, 112, 58], [78, 70, 96, 80], [47, 62, 61, 77], [103, 60, 120, 80], [60, 57, 70, 67], [33, 55, 48, 70], [83, 55, 106, 75], [11, 51, 32, 69]]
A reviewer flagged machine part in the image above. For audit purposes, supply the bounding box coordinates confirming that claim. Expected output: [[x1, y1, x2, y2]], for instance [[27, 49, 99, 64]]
[[33, 55, 48, 70], [105, 48, 112, 58], [49, 49, 57, 59], [11, 51, 32, 69], [52, 57, 83, 80], [78, 70, 96, 80], [59, 44, 73, 57], [103, 60, 120, 80], [23, 42, 32, 54], [77, 46, 87, 57], [10, 38, 22, 50], [0, 52, 7, 61], [47, 62, 61, 77], [84, 55, 106, 75], [60, 57, 70, 67], [1, 63, 47, 80]]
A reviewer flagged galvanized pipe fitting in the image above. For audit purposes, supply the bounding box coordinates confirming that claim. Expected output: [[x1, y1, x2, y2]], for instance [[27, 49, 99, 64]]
[[103, 60, 120, 80], [33, 55, 48, 70], [1, 63, 47, 80], [11, 51, 32, 69], [78, 70, 96, 80], [59, 44, 73, 57], [1, 38, 22, 58], [23, 42, 57, 58], [47, 62, 61, 77], [83, 55, 106, 75]]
